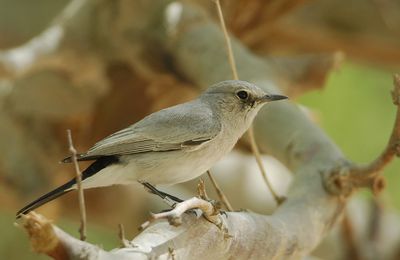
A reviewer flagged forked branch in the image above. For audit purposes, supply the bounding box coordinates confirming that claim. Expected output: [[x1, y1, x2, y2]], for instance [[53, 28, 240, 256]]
[[354, 75, 400, 176], [326, 74, 400, 195]]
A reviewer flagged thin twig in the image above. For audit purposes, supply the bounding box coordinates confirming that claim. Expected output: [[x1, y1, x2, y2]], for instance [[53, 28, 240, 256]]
[[327, 75, 400, 197], [214, 0, 239, 80], [67, 129, 87, 241], [197, 178, 210, 200], [207, 171, 233, 211], [349, 75, 400, 186], [214, 0, 283, 205], [168, 247, 176, 260], [118, 223, 131, 248], [248, 126, 285, 204]]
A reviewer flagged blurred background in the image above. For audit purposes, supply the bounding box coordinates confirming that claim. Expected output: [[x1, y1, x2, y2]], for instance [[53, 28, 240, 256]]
[[0, 0, 399, 259]]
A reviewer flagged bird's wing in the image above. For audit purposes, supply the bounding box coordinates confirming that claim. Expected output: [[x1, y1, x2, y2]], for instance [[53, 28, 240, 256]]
[[69, 101, 221, 161]]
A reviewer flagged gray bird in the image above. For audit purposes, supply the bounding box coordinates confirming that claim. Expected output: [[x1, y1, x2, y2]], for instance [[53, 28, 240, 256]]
[[17, 80, 287, 217]]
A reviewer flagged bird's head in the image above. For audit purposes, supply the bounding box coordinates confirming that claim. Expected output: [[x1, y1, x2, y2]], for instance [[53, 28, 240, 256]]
[[201, 80, 287, 129]]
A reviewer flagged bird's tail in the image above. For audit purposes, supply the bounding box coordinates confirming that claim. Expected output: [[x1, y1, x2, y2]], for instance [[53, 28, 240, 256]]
[[16, 179, 75, 218], [16, 155, 119, 219]]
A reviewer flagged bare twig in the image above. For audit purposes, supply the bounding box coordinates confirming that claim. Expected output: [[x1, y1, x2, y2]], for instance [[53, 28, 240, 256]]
[[66, 129, 87, 241], [214, 0, 239, 80], [348, 75, 400, 187], [207, 171, 234, 211], [118, 223, 131, 248], [197, 180, 225, 228], [197, 178, 210, 200], [248, 126, 285, 204], [168, 247, 176, 260], [214, 0, 282, 205], [325, 75, 400, 197]]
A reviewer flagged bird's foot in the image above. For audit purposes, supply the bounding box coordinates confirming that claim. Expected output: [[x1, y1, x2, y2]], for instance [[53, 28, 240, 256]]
[[139, 180, 231, 238], [140, 196, 230, 238], [192, 179, 231, 237]]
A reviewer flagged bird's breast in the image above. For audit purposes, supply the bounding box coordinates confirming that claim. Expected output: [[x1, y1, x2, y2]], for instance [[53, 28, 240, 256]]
[[127, 127, 240, 185]]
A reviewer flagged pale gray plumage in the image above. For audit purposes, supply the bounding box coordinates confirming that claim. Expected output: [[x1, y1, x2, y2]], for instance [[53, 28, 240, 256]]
[[17, 80, 287, 217], [84, 99, 221, 158]]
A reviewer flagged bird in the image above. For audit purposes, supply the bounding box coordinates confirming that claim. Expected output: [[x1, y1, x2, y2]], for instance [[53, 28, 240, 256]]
[[16, 80, 287, 217]]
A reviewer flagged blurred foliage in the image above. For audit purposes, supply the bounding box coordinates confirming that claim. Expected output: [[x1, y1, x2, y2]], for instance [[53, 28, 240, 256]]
[[0, 0, 67, 47], [298, 62, 400, 209]]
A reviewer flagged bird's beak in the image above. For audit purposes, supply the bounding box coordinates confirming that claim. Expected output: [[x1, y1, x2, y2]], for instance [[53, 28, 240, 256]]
[[258, 94, 288, 103]]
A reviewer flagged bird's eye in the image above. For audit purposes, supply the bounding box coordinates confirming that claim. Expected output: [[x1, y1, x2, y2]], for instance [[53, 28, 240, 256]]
[[236, 90, 249, 100]]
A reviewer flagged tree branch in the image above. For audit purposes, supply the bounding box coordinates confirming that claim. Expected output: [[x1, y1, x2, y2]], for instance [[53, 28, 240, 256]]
[[206, 171, 233, 211], [325, 74, 400, 195], [352, 74, 400, 177]]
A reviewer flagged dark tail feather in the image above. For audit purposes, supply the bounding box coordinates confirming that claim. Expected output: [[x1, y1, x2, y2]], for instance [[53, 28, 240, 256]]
[[16, 155, 119, 219], [16, 179, 75, 218]]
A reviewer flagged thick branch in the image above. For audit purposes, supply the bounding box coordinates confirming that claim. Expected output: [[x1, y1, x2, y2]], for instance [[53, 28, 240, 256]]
[[21, 212, 134, 260]]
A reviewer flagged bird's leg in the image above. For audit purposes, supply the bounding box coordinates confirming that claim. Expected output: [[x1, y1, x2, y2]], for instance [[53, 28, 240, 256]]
[[140, 180, 231, 232], [197, 179, 225, 217], [141, 182, 184, 208], [196, 179, 230, 236], [155, 190, 184, 203]]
